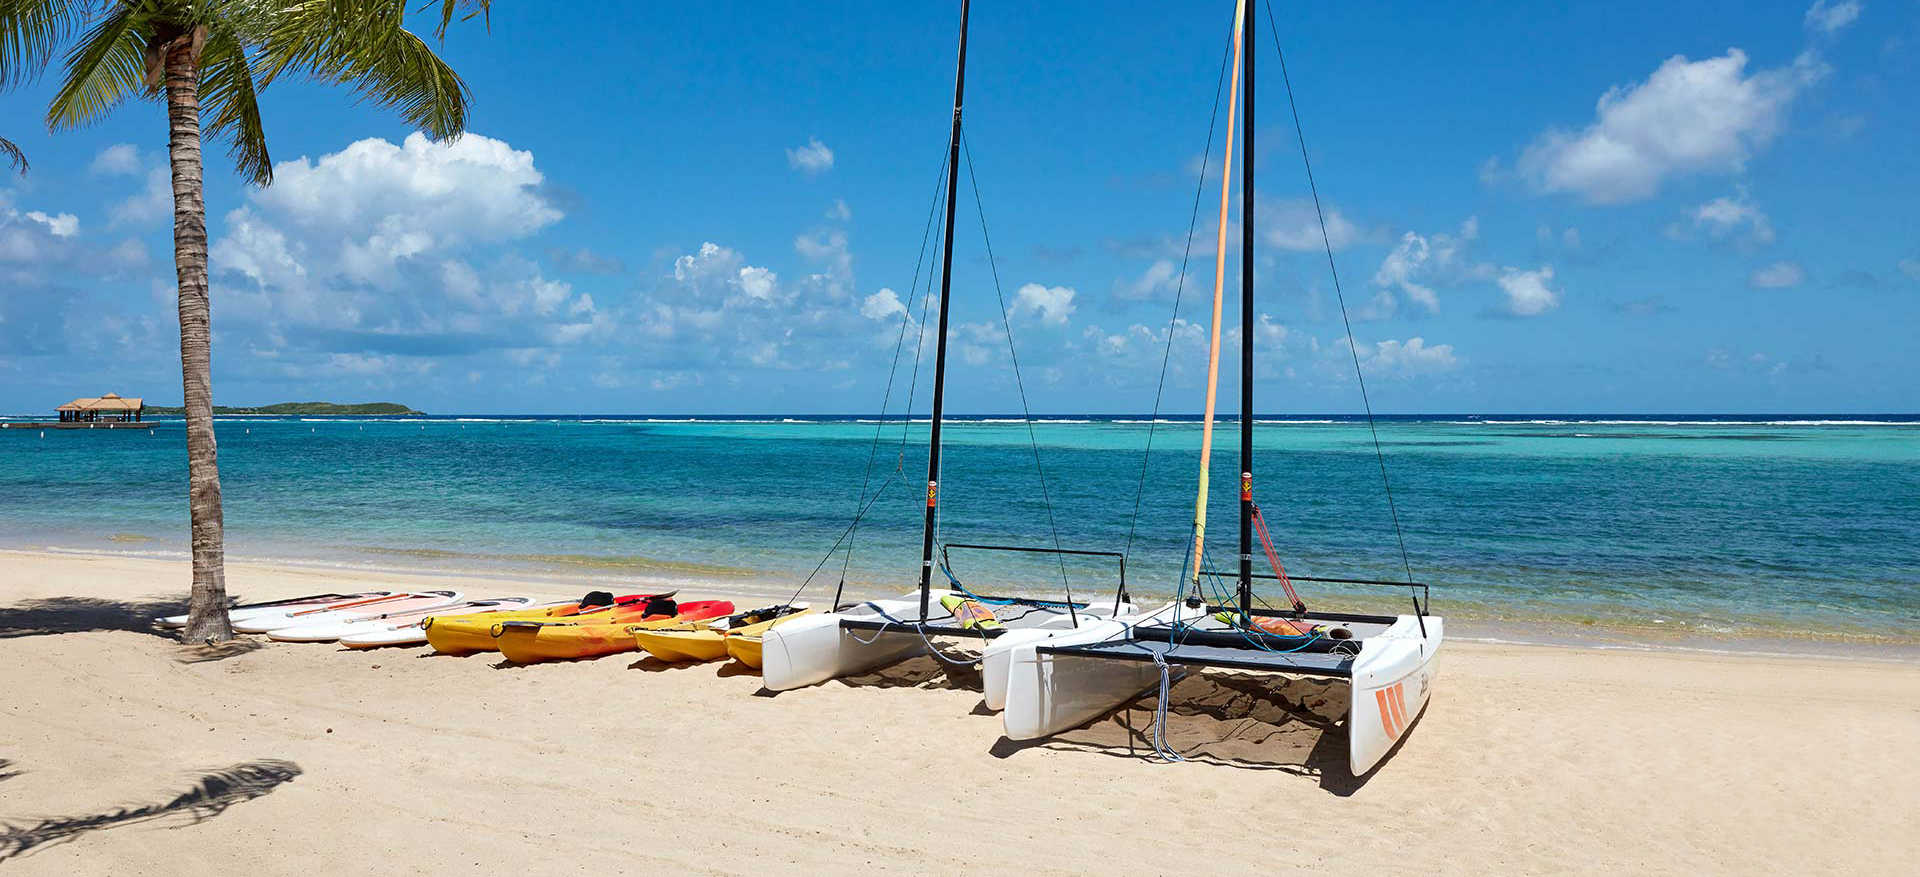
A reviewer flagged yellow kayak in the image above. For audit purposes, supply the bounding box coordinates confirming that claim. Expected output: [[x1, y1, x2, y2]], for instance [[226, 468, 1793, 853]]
[[631, 626, 729, 663], [423, 592, 657, 655], [422, 603, 580, 654], [495, 599, 733, 664], [634, 603, 813, 666], [723, 634, 768, 669], [724, 608, 814, 668]]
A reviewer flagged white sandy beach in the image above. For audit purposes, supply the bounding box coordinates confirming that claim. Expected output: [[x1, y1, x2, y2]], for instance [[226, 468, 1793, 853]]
[[1, 548, 1916, 875]]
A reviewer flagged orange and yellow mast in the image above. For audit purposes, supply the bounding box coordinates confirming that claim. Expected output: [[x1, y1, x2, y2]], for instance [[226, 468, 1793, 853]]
[[1188, 0, 1246, 593]]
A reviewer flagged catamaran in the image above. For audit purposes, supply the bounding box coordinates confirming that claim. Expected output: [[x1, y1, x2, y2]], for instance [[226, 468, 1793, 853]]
[[998, 0, 1443, 776], [761, 0, 1136, 695]]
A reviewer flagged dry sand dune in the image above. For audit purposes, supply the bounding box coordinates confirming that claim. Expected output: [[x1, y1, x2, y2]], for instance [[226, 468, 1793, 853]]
[[1, 550, 1915, 875]]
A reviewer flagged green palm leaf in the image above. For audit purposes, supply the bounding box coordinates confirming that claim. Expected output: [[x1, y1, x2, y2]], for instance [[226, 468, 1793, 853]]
[[429, 0, 490, 40], [199, 21, 271, 185], [0, 0, 82, 88], [0, 134, 24, 173], [256, 0, 472, 141], [44, 0, 147, 129]]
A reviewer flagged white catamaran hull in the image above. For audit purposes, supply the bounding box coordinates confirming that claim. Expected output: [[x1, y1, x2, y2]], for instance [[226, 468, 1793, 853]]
[[1001, 618, 1164, 740], [759, 592, 955, 691], [979, 608, 1137, 712], [1002, 613, 1443, 775], [1346, 614, 1443, 775]]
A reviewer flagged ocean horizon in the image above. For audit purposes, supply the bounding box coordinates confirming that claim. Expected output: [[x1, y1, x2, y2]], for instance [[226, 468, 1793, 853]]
[[4, 413, 1914, 653], [14, 412, 1916, 423]]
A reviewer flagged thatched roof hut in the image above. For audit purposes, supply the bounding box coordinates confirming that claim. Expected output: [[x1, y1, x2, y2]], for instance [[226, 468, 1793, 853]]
[[58, 393, 144, 422]]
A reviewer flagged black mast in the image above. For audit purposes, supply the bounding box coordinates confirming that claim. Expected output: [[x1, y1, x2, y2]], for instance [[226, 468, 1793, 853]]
[[920, 0, 971, 621], [1237, 0, 1255, 625]]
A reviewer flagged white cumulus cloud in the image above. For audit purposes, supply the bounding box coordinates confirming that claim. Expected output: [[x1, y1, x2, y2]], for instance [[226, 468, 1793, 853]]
[[633, 237, 881, 372], [1118, 259, 1183, 301], [1749, 260, 1805, 288], [110, 167, 172, 227], [786, 138, 834, 175], [1804, 1, 1863, 35], [794, 228, 853, 299], [673, 242, 783, 304], [1515, 49, 1826, 204], [1497, 266, 1562, 316], [1011, 283, 1077, 326], [250, 132, 561, 247], [89, 144, 141, 176], [1354, 337, 1459, 377], [1262, 198, 1361, 251], [1372, 217, 1484, 313], [23, 211, 78, 238], [205, 133, 598, 359], [737, 265, 778, 301], [860, 288, 907, 320], [1690, 190, 1775, 244]]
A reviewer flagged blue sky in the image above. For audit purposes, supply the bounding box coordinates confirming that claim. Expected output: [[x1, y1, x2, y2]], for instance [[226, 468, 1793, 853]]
[[2, 0, 1915, 414]]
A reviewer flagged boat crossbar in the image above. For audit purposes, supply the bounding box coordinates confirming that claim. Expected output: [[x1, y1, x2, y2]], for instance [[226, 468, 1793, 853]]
[[838, 594, 1095, 640], [938, 542, 1129, 603], [1034, 638, 1356, 678], [1241, 572, 1432, 616]]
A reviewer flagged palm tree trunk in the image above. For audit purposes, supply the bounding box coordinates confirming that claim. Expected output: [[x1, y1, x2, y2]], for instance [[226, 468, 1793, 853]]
[[166, 38, 232, 644]]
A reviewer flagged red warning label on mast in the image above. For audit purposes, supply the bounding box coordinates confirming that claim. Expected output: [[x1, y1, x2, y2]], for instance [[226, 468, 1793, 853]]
[[1241, 471, 1253, 501], [927, 480, 938, 507]]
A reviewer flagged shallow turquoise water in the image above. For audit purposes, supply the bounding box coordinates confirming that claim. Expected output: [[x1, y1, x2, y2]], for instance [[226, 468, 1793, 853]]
[[1, 416, 1915, 641]]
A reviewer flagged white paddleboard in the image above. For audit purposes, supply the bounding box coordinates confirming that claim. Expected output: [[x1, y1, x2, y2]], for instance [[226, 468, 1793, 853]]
[[242, 591, 461, 635]]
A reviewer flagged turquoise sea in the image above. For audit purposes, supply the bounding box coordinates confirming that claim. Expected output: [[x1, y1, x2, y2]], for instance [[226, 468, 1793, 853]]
[[2, 415, 1915, 648]]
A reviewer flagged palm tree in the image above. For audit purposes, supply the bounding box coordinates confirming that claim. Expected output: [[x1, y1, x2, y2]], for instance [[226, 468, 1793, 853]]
[[1, 135, 23, 172], [0, 0, 490, 642]]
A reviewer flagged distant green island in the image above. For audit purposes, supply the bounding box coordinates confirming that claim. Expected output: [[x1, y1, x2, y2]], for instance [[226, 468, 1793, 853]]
[[145, 402, 424, 416]]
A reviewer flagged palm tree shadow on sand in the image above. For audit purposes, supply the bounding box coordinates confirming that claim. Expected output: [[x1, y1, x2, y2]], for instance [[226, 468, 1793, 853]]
[[0, 595, 265, 663], [987, 672, 1411, 796], [0, 596, 188, 640], [0, 759, 302, 862]]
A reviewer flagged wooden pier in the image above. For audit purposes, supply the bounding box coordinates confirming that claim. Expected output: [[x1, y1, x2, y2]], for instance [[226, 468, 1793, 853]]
[[1, 421, 159, 430]]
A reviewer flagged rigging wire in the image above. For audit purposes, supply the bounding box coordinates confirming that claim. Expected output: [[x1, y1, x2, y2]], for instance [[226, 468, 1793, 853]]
[[959, 131, 1078, 623], [897, 206, 943, 475], [785, 149, 951, 610], [1119, 12, 1238, 604], [1262, 0, 1423, 628], [832, 150, 954, 608]]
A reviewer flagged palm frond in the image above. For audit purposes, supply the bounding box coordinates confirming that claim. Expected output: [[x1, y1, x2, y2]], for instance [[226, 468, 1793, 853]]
[[0, 134, 25, 173], [0, 0, 82, 88], [199, 23, 271, 185], [337, 21, 470, 139], [45, 1, 150, 130], [259, 0, 472, 141], [254, 0, 410, 82], [424, 0, 489, 40]]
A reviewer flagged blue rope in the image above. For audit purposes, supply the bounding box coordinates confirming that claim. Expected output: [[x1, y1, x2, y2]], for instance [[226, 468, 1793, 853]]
[[936, 565, 1020, 606]]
